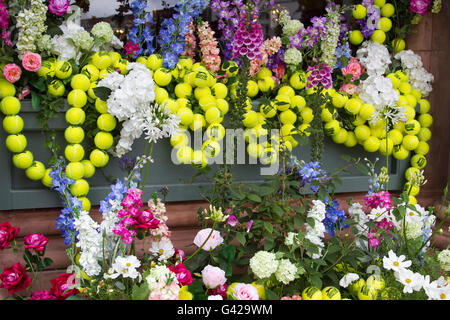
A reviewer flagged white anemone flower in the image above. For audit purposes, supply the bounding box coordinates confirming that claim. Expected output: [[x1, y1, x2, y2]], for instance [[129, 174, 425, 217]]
[[382, 250, 412, 272]]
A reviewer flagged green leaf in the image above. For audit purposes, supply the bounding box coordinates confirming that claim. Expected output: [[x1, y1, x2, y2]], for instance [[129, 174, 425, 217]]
[[131, 283, 150, 300], [66, 295, 86, 300], [221, 244, 236, 263], [236, 232, 246, 245], [93, 86, 112, 101], [247, 193, 262, 202], [31, 91, 41, 110], [264, 221, 273, 234], [264, 287, 279, 300], [272, 204, 285, 216]]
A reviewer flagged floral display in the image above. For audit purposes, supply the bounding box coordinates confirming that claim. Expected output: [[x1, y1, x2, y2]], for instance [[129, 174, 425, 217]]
[[0, 0, 448, 303]]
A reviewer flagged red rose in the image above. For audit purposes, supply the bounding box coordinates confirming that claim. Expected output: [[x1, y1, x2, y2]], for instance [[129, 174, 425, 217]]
[[0, 221, 20, 250], [0, 262, 32, 294], [24, 233, 49, 253], [30, 290, 57, 300], [168, 263, 193, 286], [50, 273, 79, 300]]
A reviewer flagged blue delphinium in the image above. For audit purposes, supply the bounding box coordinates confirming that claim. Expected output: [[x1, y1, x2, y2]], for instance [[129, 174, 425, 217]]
[[129, 0, 155, 57], [322, 200, 349, 237], [99, 179, 128, 214], [298, 161, 329, 192], [334, 43, 352, 70]]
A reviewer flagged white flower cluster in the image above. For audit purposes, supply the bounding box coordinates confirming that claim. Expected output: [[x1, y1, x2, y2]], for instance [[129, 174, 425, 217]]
[[320, 7, 341, 69], [274, 259, 298, 285], [305, 200, 326, 259], [145, 265, 180, 300], [437, 249, 450, 272], [149, 238, 175, 261], [358, 75, 399, 109], [282, 19, 303, 37], [15, 0, 48, 56], [278, 9, 292, 27], [383, 250, 449, 299], [392, 204, 436, 245], [284, 48, 303, 66], [107, 255, 141, 280], [249, 251, 279, 279], [347, 202, 369, 235], [356, 41, 391, 76], [51, 19, 87, 62], [395, 50, 434, 97]]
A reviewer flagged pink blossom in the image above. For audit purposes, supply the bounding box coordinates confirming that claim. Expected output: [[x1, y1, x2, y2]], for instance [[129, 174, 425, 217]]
[[341, 58, 362, 81], [339, 83, 358, 95], [24, 233, 48, 252], [168, 263, 193, 286], [368, 236, 380, 248], [364, 191, 393, 210], [201, 265, 227, 289], [193, 228, 223, 251], [1, 30, 12, 47], [0, 1, 9, 30], [227, 214, 238, 227], [3, 63, 21, 83], [48, 0, 70, 16], [198, 21, 221, 72], [232, 283, 260, 300], [247, 220, 253, 233], [182, 22, 196, 61], [18, 85, 31, 100], [281, 295, 302, 300], [21, 52, 42, 72], [410, 0, 431, 15], [30, 290, 57, 300]]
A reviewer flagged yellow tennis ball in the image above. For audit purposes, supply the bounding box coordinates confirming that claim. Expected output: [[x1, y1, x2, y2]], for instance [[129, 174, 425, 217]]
[[324, 119, 340, 136], [301, 107, 314, 124], [349, 30, 364, 45], [322, 286, 341, 300], [198, 95, 217, 111], [177, 57, 193, 70], [345, 98, 362, 115], [154, 68, 173, 86], [41, 168, 53, 188], [393, 145, 409, 160], [25, 161, 46, 181], [70, 179, 90, 197], [392, 38, 406, 53], [212, 83, 228, 99], [81, 159, 95, 178], [274, 94, 291, 112], [67, 89, 87, 108], [64, 126, 85, 144], [206, 123, 226, 141], [418, 99, 430, 114], [321, 108, 334, 123], [97, 114, 117, 132], [205, 107, 222, 124], [175, 146, 193, 164], [78, 197, 91, 211], [371, 29, 386, 44], [388, 129, 403, 145], [364, 136, 381, 152], [289, 71, 307, 90], [175, 98, 191, 111], [405, 167, 420, 181], [108, 51, 121, 66], [114, 58, 129, 75], [418, 113, 433, 128], [66, 162, 85, 180], [332, 93, 346, 108], [398, 82, 412, 95], [280, 109, 297, 125], [359, 104, 375, 120], [402, 134, 419, 151], [70, 74, 91, 91], [65, 144, 85, 162], [37, 60, 56, 79], [66, 107, 86, 125], [1, 96, 21, 115], [259, 147, 277, 165], [94, 98, 108, 114], [353, 4, 367, 19], [344, 131, 358, 148], [379, 137, 394, 155], [54, 60, 73, 80], [247, 80, 259, 97], [177, 107, 194, 126], [377, 17, 392, 32], [411, 153, 427, 169], [302, 287, 323, 300], [91, 51, 112, 70], [405, 94, 417, 108], [374, 0, 386, 7], [170, 131, 189, 148], [5, 134, 27, 153], [90, 149, 109, 167], [381, 3, 395, 17], [258, 103, 276, 118], [47, 79, 66, 97], [136, 56, 148, 65], [257, 76, 275, 93], [358, 285, 378, 300], [404, 119, 421, 135], [278, 86, 295, 99], [189, 114, 206, 131], [291, 95, 306, 111], [192, 70, 208, 88], [202, 140, 221, 158], [354, 125, 371, 141], [12, 150, 33, 169], [393, 121, 405, 133], [193, 87, 211, 101], [246, 143, 261, 159], [417, 127, 431, 142], [81, 64, 100, 82], [3, 115, 24, 134], [332, 128, 348, 144], [415, 141, 429, 155], [191, 150, 208, 169], [146, 54, 163, 71], [154, 87, 169, 105], [256, 67, 272, 78], [243, 111, 259, 128], [175, 82, 193, 99], [404, 106, 416, 120], [94, 131, 114, 150], [216, 98, 229, 115], [371, 126, 387, 139], [404, 182, 420, 196]]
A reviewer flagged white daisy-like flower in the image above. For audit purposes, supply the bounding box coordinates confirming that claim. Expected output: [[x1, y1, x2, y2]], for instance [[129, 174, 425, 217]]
[[423, 276, 450, 300], [394, 268, 424, 294], [367, 206, 389, 222], [339, 273, 360, 288], [382, 250, 412, 272], [149, 238, 175, 261], [109, 255, 141, 280]]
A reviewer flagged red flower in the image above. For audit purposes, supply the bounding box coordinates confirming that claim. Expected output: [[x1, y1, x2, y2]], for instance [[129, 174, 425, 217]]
[[124, 41, 140, 55], [133, 210, 160, 231], [168, 263, 193, 286], [50, 273, 79, 300], [0, 262, 32, 294], [208, 283, 228, 299], [24, 233, 49, 253], [30, 290, 57, 300], [0, 221, 20, 250]]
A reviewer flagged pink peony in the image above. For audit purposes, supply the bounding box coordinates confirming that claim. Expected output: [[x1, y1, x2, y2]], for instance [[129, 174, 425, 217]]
[[21, 52, 42, 72], [3, 63, 22, 83], [48, 0, 70, 16], [201, 265, 226, 289], [410, 0, 431, 15], [232, 283, 260, 300], [193, 228, 223, 251], [341, 58, 362, 81], [24, 233, 49, 253]]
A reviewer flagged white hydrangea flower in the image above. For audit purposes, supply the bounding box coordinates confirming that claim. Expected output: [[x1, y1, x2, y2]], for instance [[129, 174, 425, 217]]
[[91, 21, 114, 43], [146, 265, 178, 292], [437, 250, 450, 272], [15, 0, 48, 56], [284, 48, 303, 65], [395, 50, 434, 97], [282, 19, 303, 37], [249, 251, 279, 279], [356, 41, 391, 76], [275, 259, 297, 285]]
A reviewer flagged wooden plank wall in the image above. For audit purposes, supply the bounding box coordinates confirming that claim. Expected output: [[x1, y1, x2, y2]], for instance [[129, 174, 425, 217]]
[[1, 6, 449, 298]]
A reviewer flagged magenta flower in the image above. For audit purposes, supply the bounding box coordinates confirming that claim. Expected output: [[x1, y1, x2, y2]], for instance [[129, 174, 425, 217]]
[[0, 1, 10, 30], [410, 0, 432, 15], [48, 0, 70, 16], [30, 290, 57, 300], [364, 191, 393, 211], [227, 214, 238, 227], [247, 220, 253, 233], [24, 233, 49, 253]]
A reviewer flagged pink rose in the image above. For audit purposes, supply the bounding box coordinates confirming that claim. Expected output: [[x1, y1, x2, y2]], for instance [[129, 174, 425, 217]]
[[30, 290, 57, 300], [232, 283, 260, 300], [48, 0, 70, 16], [201, 265, 226, 289], [193, 228, 223, 251], [24, 233, 49, 253], [21, 52, 42, 72], [3, 63, 21, 83], [0, 221, 19, 250], [0, 262, 32, 294], [339, 83, 358, 95], [410, 0, 431, 15], [341, 59, 362, 81]]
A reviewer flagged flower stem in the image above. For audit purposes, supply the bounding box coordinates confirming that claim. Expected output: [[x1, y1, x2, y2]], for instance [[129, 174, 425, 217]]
[[141, 140, 155, 193], [183, 223, 216, 264]]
